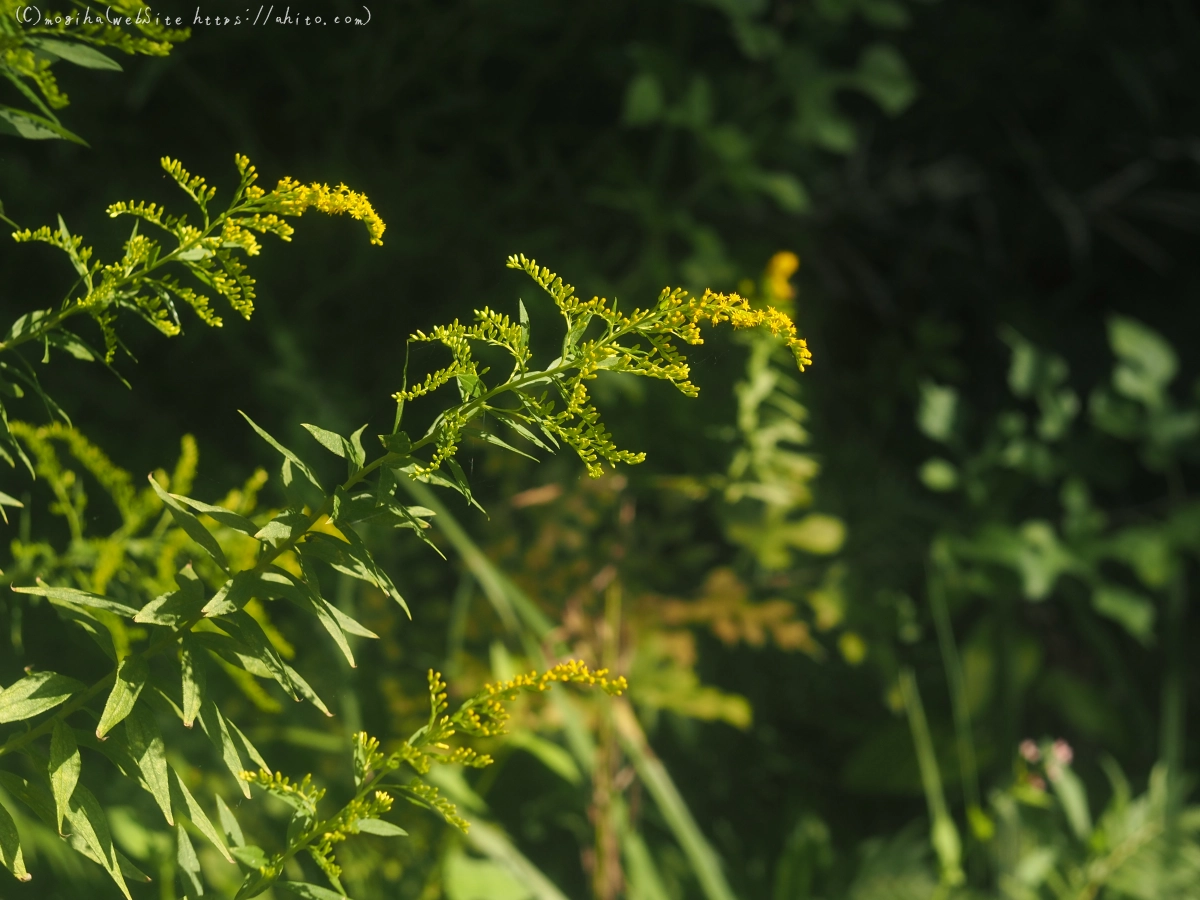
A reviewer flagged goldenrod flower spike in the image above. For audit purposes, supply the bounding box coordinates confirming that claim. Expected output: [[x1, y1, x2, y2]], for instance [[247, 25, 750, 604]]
[[269, 177, 387, 246]]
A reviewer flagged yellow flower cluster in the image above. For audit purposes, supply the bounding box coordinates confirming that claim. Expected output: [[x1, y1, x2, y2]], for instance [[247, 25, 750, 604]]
[[403, 781, 470, 833], [241, 769, 327, 813], [270, 177, 386, 246], [483, 659, 628, 698], [668, 287, 813, 372]]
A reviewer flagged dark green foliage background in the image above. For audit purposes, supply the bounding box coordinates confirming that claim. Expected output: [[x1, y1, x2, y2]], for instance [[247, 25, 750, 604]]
[[4, 0, 1200, 896]]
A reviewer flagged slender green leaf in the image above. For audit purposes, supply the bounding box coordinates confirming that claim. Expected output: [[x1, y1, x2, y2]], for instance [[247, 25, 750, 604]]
[[1050, 766, 1093, 840], [149, 475, 229, 571], [181, 635, 206, 728], [27, 37, 123, 70], [0, 774, 51, 825], [0, 799, 31, 882], [116, 850, 152, 883], [290, 559, 356, 667], [231, 844, 269, 870], [193, 632, 276, 680], [135, 564, 207, 626], [11, 580, 139, 617], [216, 795, 246, 848], [239, 411, 323, 490], [214, 612, 297, 700], [49, 720, 80, 834], [169, 766, 233, 862], [278, 881, 353, 899], [303, 528, 409, 617], [49, 604, 117, 661], [227, 719, 270, 772], [302, 422, 354, 460], [0, 671, 84, 723], [65, 785, 132, 900], [356, 818, 408, 837], [202, 571, 262, 617], [96, 656, 148, 739], [0, 490, 22, 525], [475, 429, 538, 460], [176, 822, 203, 897], [170, 494, 259, 537], [125, 704, 174, 825], [198, 699, 250, 797], [282, 662, 332, 717], [254, 510, 310, 549], [0, 105, 88, 144]]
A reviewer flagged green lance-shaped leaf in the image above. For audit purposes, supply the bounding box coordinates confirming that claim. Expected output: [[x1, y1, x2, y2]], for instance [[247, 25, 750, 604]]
[[254, 510, 311, 549], [11, 581, 139, 617], [216, 795, 247, 848], [0, 773, 55, 827], [26, 37, 124, 71], [240, 411, 324, 491], [355, 818, 408, 837], [197, 698, 250, 797], [65, 785, 132, 900], [170, 494, 260, 537], [135, 564, 208, 627], [49, 720, 81, 834], [228, 717, 270, 772], [303, 527, 410, 617], [291, 559, 356, 667], [176, 822, 204, 897], [53, 604, 117, 662], [214, 611, 298, 700], [116, 849, 152, 884], [302, 421, 368, 476], [282, 662, 332, 717], [0, 671, 84, 723], [125, 704, 173, 825], [202, 571, 263, 617], [96, 655, 149, 739], [0, 105, 88, 144], [0, 490, 22, 525], [0, 799, 31, 882], [277, 882, 354, 900], [181, 634, 207, 728], [149, 475, 230, 572], [168, 765, 233, 862]]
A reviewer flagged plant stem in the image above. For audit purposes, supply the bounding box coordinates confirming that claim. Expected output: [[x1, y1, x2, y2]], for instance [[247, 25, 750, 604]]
[[899, 667, 963, 890], [927, 564, 981, 817], [1161, 463, 1189, 821]]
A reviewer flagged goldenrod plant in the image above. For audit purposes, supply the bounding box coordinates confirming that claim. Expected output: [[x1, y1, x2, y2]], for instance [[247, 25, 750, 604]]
[[0, 147, 807, 898]]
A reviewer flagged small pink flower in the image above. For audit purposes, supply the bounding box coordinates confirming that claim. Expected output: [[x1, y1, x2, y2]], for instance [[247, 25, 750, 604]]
[[1052, 739, 1073, 765], [1028, 775, 1046, 792], [1019, 739, 1040, 763]]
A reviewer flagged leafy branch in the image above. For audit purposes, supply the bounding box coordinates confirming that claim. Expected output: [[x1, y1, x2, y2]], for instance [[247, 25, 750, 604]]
[[230, 663, 625, 899], [0, 153, 384, 473]]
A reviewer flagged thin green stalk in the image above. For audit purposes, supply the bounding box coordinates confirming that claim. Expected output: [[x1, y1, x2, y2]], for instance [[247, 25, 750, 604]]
[[927, 565, 982, 820], [1161, 463, 1189, 821], [1160, 561, 1188, 820], [899, 667, 964, 891]]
